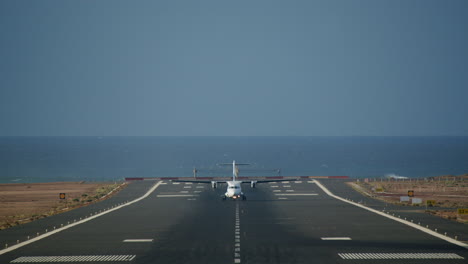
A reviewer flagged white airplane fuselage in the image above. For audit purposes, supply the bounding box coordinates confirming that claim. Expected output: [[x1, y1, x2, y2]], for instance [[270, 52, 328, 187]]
[[225, 180, 244, 199]]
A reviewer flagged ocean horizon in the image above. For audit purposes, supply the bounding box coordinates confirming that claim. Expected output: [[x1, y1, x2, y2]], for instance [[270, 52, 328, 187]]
[[0, 136, 467, 183]]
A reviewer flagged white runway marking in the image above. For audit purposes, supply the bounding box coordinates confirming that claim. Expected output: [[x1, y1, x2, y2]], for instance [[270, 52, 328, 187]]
[[0, 181, 163, 256], [278, 197, 288, 200], [273, 190, 281, 192], [160, 182, 168, 185], [196, 186, 205, 188], [270, 185, 279, 188], [123, 239, 153, 242], [338, 253, 464, 260], [157, 194, 197, 197], [187, 198, 197, 201], [183, 186, 192, 188], [234, 203, 241, 263], [282, 181, 290, 184], [285, 190, 295, 192], [294, 181, 303, 183], [179, 191, 189, 193], [11, 255, 136, 262], [307, 181, 315, 183], [274, 193, 318, 196], [194, 190, 202, 193], [172, 182, 180, 185], [314, 180, 468, 249], [283, 185, 291, 188], [185, 182, 193, 185], [321, 237, 351, 240]]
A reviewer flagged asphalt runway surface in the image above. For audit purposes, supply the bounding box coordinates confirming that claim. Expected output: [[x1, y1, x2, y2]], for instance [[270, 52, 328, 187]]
[[0, 180, 467, 264]]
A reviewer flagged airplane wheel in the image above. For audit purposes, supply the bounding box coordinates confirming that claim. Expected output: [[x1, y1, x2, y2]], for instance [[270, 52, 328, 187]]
[[242, 195, 246, 201]]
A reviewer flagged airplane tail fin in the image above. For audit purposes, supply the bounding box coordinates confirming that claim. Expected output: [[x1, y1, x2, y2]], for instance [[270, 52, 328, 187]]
[[218, 160, 250, 181]]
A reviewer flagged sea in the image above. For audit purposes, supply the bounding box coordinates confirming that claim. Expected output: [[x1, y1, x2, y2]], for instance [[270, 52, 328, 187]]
[[0, 136, 467, 183]]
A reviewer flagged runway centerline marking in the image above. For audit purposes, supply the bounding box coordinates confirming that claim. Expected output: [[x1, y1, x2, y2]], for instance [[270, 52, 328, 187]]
[[314, 180, 468, 249], [0, 181, 163, 256], [234, 203, 241, 263], [321, 237, 351, 240]]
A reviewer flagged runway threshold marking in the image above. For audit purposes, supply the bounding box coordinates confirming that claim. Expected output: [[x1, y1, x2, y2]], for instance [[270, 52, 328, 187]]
[[321, 237, 352, 240], [123, 239, 153, 242], [314, 180, 468, 249], [338, 253, 464, 260], [11, 255, 136, 262], [0, 181, 164, 256]]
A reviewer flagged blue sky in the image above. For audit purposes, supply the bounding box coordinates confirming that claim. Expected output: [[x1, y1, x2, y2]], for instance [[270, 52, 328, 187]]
[[1, 0, 467, 136]]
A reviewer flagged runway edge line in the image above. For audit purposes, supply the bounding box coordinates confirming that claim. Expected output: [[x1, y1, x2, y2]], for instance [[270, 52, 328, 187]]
[[0, 181, 163, 255], [314, 180, 468, 250]]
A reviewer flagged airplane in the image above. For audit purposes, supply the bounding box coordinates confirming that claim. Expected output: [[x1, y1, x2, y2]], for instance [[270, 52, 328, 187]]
[[385, 173, 409, 180], [172, 160, 296, 200]]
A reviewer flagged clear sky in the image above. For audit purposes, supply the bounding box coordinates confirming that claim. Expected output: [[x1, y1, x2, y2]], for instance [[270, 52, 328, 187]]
[[1, 0, 467, 136]]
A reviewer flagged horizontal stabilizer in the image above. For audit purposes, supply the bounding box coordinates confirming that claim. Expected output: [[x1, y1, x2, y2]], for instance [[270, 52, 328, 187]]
[[218, 163, 250, 166]]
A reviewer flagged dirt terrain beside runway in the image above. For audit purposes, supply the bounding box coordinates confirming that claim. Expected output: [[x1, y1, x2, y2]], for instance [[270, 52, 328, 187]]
[[350, 175, 468, 223], [0, 181, 127, 229]]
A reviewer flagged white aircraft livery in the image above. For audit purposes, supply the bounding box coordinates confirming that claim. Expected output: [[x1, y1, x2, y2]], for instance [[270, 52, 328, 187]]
[[172, 160, 296, 200]]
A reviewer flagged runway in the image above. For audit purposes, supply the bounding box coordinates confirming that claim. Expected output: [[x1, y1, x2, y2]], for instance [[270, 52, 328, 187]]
[[0, 180, 467, 264]]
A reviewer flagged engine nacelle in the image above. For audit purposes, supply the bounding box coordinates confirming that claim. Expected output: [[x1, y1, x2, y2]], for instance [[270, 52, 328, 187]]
[[250, 181, 257, 188], [211, 181, 218, 188]]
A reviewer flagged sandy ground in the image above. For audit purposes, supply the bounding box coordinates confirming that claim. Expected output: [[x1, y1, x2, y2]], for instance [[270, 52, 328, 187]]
[[350, 175, 468, 223], [0, 181, 127, 229]]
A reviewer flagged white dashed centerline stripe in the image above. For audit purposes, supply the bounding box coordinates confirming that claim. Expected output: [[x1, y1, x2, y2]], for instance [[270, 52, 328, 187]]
[[234, 203, 241, 264], [1, 181, 163, 256]]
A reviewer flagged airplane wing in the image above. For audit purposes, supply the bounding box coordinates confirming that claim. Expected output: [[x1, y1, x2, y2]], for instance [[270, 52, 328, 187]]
[[242, 178, 298, 183], [171, 179, 227, 183]]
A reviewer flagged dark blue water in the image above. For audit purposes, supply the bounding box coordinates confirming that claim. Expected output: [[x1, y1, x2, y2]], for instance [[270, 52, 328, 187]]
[[0, 137, 467, 183]]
